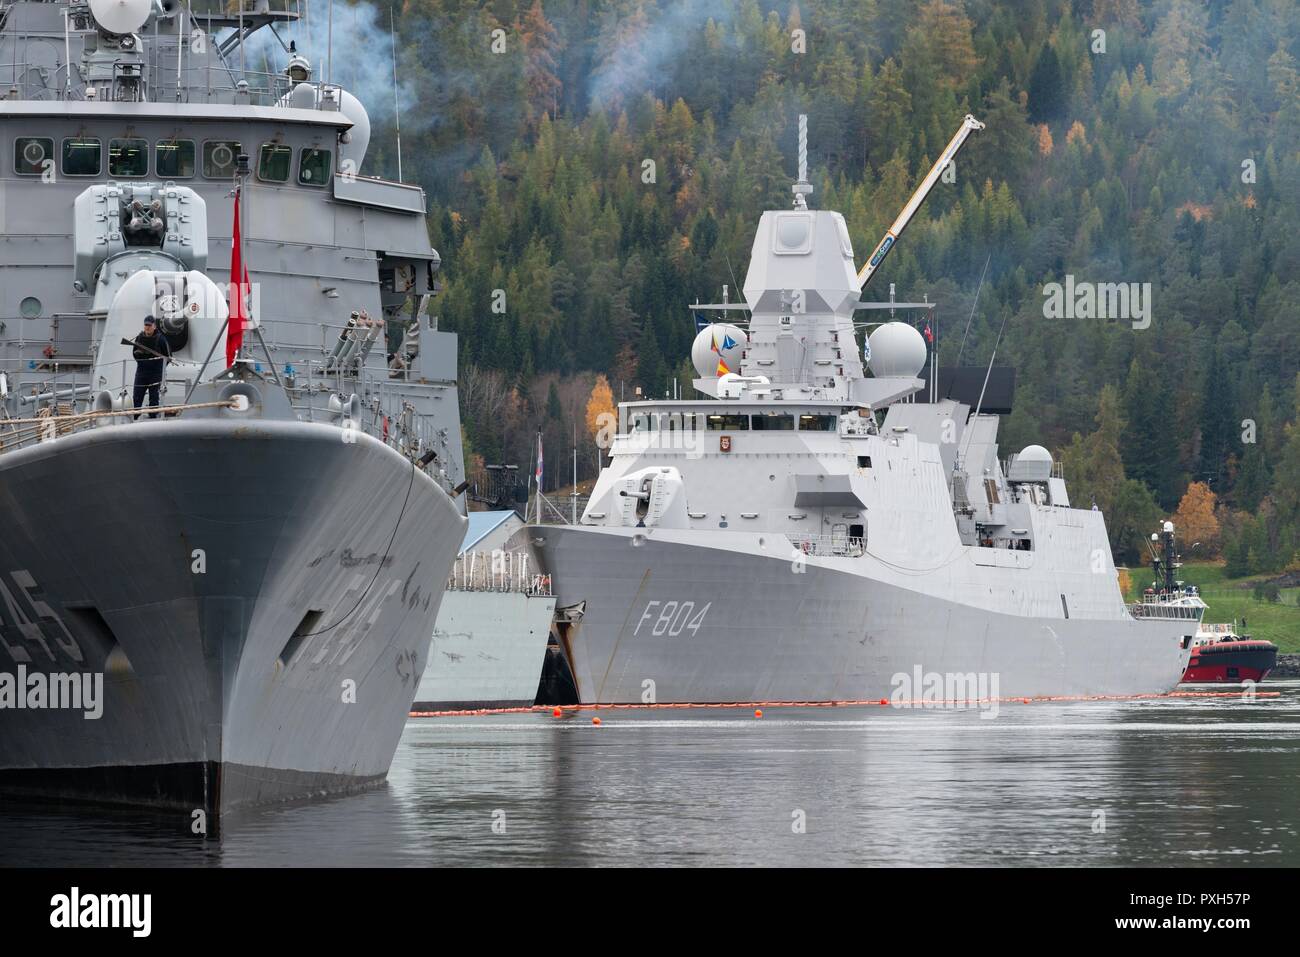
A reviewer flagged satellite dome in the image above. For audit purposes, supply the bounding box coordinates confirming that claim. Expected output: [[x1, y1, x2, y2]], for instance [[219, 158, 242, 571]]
[[867, 322, 927, 378], [1007, 443, 1053, 482], [90, 0, 151, 35], [691, 323, 748, 377], [278, 84, 371, 172]]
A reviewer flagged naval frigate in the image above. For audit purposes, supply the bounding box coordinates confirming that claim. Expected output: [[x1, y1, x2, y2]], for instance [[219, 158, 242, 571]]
[[0, 0, 466, 819], [529, 116, 1201, 704]]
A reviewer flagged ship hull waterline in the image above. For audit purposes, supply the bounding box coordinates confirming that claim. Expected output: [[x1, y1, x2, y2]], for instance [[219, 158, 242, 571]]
[[413, 590, 557, 711], [0, 417, 466, 819], [531, 525, 1194, 704]]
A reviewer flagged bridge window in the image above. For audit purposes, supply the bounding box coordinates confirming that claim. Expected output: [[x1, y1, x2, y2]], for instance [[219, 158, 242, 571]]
[[202, 140, 241, 179], [61, 137, 102, 176], [706, 414, 749, 430], [257, 144, 292, 183], [298, 147, 332, 186], [109, 138, 149, 177], [156, 139, 195, 178], [798, 414, 837, 431], [13, 137, 53, 175], [752, 412, 794, 430]]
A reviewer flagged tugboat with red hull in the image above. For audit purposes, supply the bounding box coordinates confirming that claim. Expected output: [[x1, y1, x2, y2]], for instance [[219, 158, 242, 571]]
[[1182, 623, 1278, 683]]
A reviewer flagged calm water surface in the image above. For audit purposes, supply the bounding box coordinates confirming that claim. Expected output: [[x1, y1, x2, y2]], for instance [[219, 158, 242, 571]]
[[3, 682, 1298, 866]]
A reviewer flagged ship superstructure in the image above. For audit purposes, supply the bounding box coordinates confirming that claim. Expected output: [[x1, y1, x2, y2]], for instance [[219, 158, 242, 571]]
[[529, 116, 1199, 704], [0, 0, 466, 820]]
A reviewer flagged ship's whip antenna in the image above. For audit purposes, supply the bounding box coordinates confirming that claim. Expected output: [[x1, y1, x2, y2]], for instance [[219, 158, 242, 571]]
[[390, 4, 403, 181], [327, 0, 333, 86], [956, 305, 1011, 470], [946, 252, 991, 398]]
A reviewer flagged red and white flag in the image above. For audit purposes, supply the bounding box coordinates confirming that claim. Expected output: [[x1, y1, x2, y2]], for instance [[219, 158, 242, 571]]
[[225, 188, 251, 367], [535, 433, 544, 490]]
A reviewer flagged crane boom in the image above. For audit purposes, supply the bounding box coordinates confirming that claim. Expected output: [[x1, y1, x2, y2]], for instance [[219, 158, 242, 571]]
[[855, 113, 985, 289]]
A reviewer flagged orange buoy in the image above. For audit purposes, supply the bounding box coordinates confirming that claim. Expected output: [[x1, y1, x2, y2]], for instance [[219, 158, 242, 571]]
[[552, 707, 562, 718], [879, 698, 888, 706], [754, 709, 763, 718], [592, 716, 601, 726]]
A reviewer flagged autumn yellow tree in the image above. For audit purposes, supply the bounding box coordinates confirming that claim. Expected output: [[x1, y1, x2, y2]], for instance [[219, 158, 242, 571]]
[[585, 374, 616, 460], [1173, 481, 1221, 556]]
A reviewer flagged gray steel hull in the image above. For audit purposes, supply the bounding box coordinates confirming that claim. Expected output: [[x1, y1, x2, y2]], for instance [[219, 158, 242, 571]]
[[414, 591, 556, 710], [532, 526, 1193, 703], [0, 418, 465, 818]]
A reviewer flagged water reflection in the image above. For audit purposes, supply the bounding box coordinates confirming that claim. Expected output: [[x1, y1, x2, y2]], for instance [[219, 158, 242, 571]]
[[2, 684, 1298, 867]]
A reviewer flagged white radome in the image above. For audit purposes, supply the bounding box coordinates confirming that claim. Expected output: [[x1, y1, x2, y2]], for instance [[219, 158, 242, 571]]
[[1019, 444, 1052, 463], [691, 323, 748, 377], [90, 0, 151, 35], [867, 321, 927, 378], [280, 83, 371, 172]]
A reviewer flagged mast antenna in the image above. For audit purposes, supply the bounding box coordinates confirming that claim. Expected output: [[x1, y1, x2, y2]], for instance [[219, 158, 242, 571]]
[[793, 114, 813, 209], [390, 4, 403, 181]]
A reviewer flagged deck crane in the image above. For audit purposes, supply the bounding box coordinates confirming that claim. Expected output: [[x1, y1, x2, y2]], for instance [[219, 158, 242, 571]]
[[856, 113, 985, 290]]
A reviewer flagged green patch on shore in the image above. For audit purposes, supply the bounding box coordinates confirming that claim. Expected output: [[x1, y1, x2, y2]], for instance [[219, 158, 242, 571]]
[[1121, 562, 1300, 653]]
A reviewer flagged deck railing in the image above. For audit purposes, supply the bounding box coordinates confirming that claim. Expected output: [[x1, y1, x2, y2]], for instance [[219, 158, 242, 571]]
[[1128, 595, 1206, 621], [447, 550, 551, 596], [787, 533, 866, 558]]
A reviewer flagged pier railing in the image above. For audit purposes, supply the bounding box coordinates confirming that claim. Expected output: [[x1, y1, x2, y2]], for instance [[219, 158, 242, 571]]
[[447, 550, 552, 596]]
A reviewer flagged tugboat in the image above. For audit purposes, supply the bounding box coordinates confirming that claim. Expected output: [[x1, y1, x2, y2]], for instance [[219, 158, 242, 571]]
[[1181, 622, 1278, 683], [1138, 522, 1276, 682]]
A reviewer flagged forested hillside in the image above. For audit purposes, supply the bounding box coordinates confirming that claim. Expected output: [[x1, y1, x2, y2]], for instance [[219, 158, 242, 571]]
[[336, 0, 1299, 566]]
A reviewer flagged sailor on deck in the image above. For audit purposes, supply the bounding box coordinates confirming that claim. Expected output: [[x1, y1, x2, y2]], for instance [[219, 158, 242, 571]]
[[132, 316, 171, 419]]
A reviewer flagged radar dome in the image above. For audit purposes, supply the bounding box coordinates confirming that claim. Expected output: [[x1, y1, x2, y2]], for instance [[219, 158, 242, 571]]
[[278, 84, 371, 173], [1007, 443, 1053, 482], [90, 0, 151, 34], [691, 323, 748, 377], [867, 322, 927, 378]]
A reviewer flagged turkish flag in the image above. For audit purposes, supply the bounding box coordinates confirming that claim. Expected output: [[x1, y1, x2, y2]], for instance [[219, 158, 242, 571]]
[[226, 189, 249, 367]]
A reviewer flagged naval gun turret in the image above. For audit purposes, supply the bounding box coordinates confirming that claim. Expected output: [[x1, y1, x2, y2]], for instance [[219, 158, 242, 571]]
[[73, 182, 229, 406]]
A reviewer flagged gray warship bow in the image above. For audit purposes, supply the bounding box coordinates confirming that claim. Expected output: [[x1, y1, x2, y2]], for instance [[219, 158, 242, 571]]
[[0, 0, 466, 821]]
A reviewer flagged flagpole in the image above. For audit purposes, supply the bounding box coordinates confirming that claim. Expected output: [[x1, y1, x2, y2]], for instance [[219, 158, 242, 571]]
[[238, 158, 248, 362]]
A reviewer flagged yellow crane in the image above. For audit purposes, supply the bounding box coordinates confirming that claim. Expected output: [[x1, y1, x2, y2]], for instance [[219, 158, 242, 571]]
[[856, 114, 986, 290]]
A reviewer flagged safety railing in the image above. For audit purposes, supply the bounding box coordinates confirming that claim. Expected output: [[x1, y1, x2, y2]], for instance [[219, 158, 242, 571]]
[[447, 550, 552, 596], [787, 533, 866, 558], [1128, 595, 1207, 621]]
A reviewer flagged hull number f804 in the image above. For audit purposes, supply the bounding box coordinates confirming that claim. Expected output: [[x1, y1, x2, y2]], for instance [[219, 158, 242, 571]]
[[634, 600, 711, 638]]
